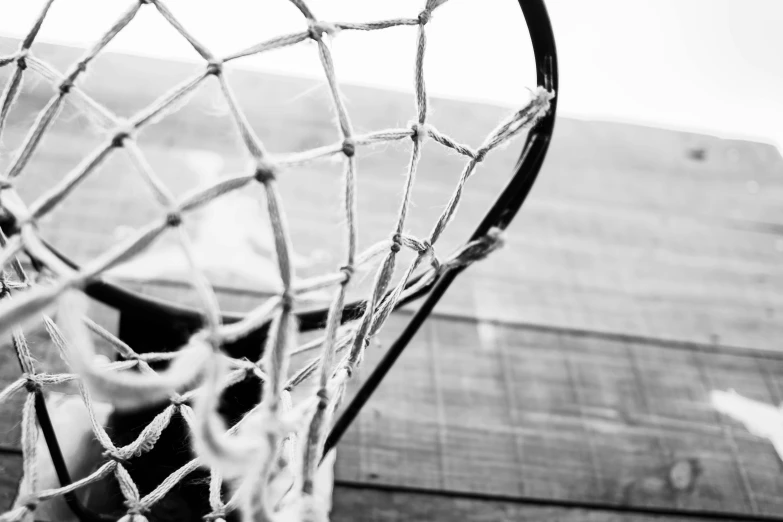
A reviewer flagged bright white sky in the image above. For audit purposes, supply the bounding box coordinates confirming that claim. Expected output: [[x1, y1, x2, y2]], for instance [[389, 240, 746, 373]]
[[1, 0, 782, 149]]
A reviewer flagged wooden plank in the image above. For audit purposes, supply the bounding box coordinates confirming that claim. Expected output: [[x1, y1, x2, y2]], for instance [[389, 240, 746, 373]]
[[331, 485, 719, 522], [335, 315, 783, 517], [0, 454, 22, 512]]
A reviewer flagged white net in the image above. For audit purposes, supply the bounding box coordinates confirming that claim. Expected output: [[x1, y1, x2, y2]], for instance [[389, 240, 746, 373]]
[[0, 0, 553, 521]]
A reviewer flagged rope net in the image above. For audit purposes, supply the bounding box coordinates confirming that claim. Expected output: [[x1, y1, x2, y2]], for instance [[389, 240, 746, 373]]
[[0, 0, 553, 521]]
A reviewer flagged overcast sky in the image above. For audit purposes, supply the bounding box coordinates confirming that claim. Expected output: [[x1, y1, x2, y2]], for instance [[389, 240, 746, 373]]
[[1, 0, 782, 149]]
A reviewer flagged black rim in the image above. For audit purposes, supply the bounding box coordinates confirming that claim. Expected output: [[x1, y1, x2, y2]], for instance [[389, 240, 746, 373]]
[[21, 1, 558, 520]]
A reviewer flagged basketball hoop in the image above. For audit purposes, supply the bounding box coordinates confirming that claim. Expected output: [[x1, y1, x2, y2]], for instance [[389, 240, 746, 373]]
[[0, 0, 557, 520]]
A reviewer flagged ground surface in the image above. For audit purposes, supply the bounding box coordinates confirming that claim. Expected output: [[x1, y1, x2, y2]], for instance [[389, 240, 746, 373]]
[[0, 37, 782, 520]]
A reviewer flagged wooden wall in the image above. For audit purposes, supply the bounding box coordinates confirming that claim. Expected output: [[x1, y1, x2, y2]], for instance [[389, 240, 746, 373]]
[[332, 484, 720, 522], [0, 37, 782, 520], [337, 313, 783, 518]]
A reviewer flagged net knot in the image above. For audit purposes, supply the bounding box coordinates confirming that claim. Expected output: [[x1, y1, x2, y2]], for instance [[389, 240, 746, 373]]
[[420, 239, 440, 270], [119, 506, 148, 522], [23, 374, 40, 393], [204, 510, 227, 521], [418, 10, 432, 25], [316, 388, 329, 409], [341, 138, 356, 158], [138, 0, 152, 4], [308, 21, 338, 41], [237, 358, 256, 379], [166, 211, 182, 228], [281, 290, 295, 312], [474, 147, 488, 163], [340, 264, 355, 283], [390, 233, 402, 253], [15, 50, 28, 71], [111, 127, 133, 148], [58, 71, 79, 95], [206, 60, 223, 76], [169, 394, 187, 406], [254, 159, 278, 184], [18, 495, 38, 512], [103, 449, 129, 463], [410, 122, 430, 144]]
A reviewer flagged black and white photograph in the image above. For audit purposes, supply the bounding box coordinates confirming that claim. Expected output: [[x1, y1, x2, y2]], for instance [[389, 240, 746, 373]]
[[0, 1, 780, 521]]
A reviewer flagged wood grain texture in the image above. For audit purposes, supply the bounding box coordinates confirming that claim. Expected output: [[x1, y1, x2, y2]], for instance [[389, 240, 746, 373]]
[[0, 454, 22, 512], [0, 37, 781, 350], [0, 37, 782, 520], [335, 315, 783, 517], [331, 485, 719, 522]]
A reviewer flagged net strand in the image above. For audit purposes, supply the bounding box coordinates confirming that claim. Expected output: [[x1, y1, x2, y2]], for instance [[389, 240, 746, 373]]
[[0, 0, 553, 520], [294, 1, 359, 505], [0, 0, 53, 142]]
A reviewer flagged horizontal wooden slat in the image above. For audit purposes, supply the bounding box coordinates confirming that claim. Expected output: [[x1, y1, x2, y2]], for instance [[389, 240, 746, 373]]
[[332, 484, 724, 522], [335, 315, 783, 517], [1, 37, 782, 349]]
